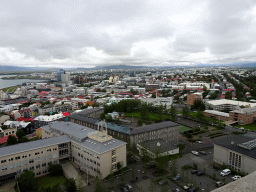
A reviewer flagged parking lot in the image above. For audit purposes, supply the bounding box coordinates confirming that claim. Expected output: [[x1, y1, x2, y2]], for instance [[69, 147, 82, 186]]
[[175, 149, 235, 191]]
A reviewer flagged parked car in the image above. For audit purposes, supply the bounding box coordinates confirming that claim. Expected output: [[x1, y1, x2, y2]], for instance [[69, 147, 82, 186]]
[[232, 175, 242, 181], [216, 181, 224, 187], [220, 169, 231, 176], [121, 187, 129, 192], [188, 186, 196, 192], [172, 188, 180, 192], [191, 170, 199, 174], [196, 141, 202, 144], [196, 172, 204, 176], [125, 184, 133, 191], [191, 151, 199, 156], [159, 180, 168, 185], [184, 184, 193, 190], [199, 151, 206, 155], [173, 174, 181, 181]]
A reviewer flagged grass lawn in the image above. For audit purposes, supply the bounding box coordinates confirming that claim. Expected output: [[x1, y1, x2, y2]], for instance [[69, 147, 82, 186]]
[[124, 112, 172, 122], [9, 86, 17, 92], [37, 175, 66, 189], [179, 125, 192, 133], [233, 123, 256, 131], [189, 112, 223, 123]]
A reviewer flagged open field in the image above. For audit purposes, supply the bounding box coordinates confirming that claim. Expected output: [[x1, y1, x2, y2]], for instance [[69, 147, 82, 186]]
[[179, 125, 192, 133], [233, 123, 256, 131], [124, 112, 172, 122], [37, 175, 66, 189]]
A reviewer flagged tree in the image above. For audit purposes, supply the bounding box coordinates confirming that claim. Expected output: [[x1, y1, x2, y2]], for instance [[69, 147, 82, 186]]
[[16, 130, 26, 140], [19, 171, 38, 192], [48, 163, 63, 176], [65, 178, 77, 192], [193, 99, 205, 111], [19, 136, 29, 143], [105, 115, 112, 122], [182, 106, 190, 117], [193, 163, 198, 170], [94, 171, 104, 192], [7, 135, 18, 145], [196, 110, 203, 119], [140, 103, 149, 120], [100, 112, 105, 120], [137, 119, 143, 126], [44, 112, 50, 116], [170, 159, 178, 177], [170, 105, 177, 121]]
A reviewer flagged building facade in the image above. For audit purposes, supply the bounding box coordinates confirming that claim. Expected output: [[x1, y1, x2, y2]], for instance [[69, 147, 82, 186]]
[[0, 122, 126, 183], [187, 93, 203, 105]]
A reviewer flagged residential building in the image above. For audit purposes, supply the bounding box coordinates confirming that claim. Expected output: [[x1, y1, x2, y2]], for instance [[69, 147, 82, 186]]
[[229, 106, 256, 125], [187, 92, 203, 105], [203, 110, 229, 121]]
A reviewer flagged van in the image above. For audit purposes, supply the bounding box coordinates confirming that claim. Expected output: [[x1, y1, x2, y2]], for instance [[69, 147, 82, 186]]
[[220, 169, 231, 176]]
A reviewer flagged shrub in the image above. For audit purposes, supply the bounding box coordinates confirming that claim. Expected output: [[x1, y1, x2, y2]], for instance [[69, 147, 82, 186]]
[[181, 165, 192, 170], [48, 163, 63, 176]]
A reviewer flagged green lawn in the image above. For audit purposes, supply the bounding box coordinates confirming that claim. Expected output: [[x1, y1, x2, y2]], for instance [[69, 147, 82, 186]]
[[189, 112, 223, 123], [124, 112, 172, 122], [37, 175, 66, 189], [233, 123, 256, 131], [179, 125, 192, 133]]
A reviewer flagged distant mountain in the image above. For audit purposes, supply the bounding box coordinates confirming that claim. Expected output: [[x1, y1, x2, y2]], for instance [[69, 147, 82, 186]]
[[0, 65, 51, 73]]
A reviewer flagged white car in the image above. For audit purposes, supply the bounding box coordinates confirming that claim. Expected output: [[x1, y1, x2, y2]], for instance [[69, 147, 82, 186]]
[[220, 169, 231, 176], [196, 141, 202, 144], [232, 175, 241, 180], [191, 151, 199, 156]]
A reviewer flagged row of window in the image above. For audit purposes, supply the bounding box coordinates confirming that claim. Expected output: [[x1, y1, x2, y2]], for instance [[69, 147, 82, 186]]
[[2, 160, 58, 171], [73, 145, 100, 159], [74, 158, 100, 173]]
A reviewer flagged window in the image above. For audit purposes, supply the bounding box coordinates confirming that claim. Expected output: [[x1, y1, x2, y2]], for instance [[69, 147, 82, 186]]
[[9, 164, 14, 169], [16, 162, 21, 167], [112, 157, 116, 163], [1, 160, 6, 163], [97, 163, 100, 167], [36, 171, 41, 176], [22, 155, 27, 158], [23, 168, 28, 172], [29, 159, 34, 164], [42, 163, 46, 167], [9, 158, 14, 161], [15, 156, 20, 160], [1, 166, 7, 171], [112, 150, 116, 156], [22, 160, 27, 166], [47, 149, 51, 152], [53, 160, 57, 164], [48, 161, 52, 166], [30, 166, 34, 170], [112, 164, 117, 170], [42, 170, 47, 174], [36, 164, 40, 169], [41, 156, 46, 161], [47, 155, 52, 160], [35, 152, 40, 155], [35, 157, 40, 162]]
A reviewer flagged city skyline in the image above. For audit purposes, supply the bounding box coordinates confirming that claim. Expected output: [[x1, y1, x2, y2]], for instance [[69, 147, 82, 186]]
[[0, 0, 256, 68]]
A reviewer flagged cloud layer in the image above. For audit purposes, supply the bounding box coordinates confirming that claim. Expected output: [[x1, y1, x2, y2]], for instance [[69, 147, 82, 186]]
[[0, 0, 256, 68]]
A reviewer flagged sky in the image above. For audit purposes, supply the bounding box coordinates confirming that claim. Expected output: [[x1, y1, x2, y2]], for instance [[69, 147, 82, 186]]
[[0, 0, 256, 68]]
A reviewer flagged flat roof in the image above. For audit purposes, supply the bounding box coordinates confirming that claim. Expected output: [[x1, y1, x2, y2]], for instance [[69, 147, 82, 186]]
[[204, 110, 229, 117], [206, 99, 256, 107]]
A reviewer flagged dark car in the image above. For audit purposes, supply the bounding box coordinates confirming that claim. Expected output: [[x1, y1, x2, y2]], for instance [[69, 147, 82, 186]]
[[159, 180, 168, 185], [144, 163, 156, 169], [173, 174, 181, 181], [199, 151, 206, 155], [216, 181, 224, 187], [191, 170, 199, 174], [188, 186, 196, 192], [196, 172, 204, 176]]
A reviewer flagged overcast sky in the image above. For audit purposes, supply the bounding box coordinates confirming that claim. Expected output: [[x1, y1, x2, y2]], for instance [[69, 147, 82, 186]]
[[0, 0, 256, 68]]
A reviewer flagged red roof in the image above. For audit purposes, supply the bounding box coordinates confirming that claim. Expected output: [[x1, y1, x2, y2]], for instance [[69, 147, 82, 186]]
[[225, 89, 234, 91], [0, 135, 18, 144], [220, 95, 225, 99], [62, 112, 70, 117], [39, 91, 50, 95]]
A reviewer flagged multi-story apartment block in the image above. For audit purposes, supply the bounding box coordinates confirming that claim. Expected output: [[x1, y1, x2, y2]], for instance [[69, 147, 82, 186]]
[[187, 92, 203, 105], [69, 108, 179, 145], [0, 122, 126, 183], [229, 106, 256, 125]]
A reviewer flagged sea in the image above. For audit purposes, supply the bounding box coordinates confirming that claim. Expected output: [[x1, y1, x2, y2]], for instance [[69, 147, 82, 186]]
[[0, 75, 45, 89]]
